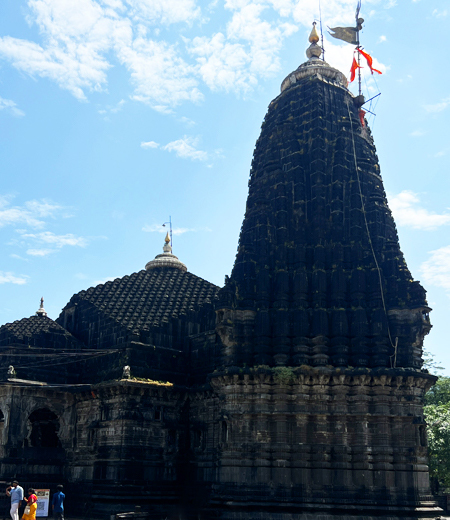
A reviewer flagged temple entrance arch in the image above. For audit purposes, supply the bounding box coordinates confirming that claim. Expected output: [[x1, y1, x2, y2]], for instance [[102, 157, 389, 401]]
[[28, 408, 61, 448]]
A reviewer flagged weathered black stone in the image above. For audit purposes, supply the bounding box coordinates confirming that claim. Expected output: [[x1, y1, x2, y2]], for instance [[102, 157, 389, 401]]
[[216, 76, 431, 371], [0, 315, 82, 350]]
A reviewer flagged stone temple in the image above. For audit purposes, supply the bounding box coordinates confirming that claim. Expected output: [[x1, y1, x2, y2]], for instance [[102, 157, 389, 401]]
[[0, 28, 439, 520]]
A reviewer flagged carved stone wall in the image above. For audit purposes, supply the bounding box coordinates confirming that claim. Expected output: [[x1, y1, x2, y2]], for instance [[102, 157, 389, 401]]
[[0, 385, 75, 480], [190, 368, 436, 519], [0, 381, 189, 518]]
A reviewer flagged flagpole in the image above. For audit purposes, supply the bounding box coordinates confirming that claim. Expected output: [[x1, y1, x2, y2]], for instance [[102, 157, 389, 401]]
[[319, 0, 325, 61], [356, 1, 362, 96]]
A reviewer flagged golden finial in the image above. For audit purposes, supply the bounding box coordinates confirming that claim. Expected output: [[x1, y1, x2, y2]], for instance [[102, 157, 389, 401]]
[[164, 232, 170, 244], [309, 22, 320, 44], [306, 22, 322, 60]]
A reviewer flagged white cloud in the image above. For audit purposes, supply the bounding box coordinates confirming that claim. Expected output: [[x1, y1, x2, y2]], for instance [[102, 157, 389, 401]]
[[188, 3, 297, 94], [421, 246, 450, 293], [0, 0, 388, 111], [0, 196, 64, 228], [288, 0, 360, 27], [388, 190, 450, 230], [410, 130, 424, 137], [2, 195, 89, 258], [0, 0, 126, 100], [98, 99, 126, 115], [0, 35, 110, 101], [0, 271, 28, 285], [10, 254, 29, 261], [119, 36, 203, 110], [189, 33, 254, 93], [0, 96, 25, 117], [126, 0, 201, 24], [25, 199, 65, 217], [378, 35, 387, 43], [172, 227, 201, 235], [179, 116, 196, 127], [26, 248, 56, 256], [162, 135, 208, 160], [226, 4, 297, 74], [432, 9, 448, 18], [20, 231, 88, 248], [141, 140, 160, 148], [424, 97, 450, 113]]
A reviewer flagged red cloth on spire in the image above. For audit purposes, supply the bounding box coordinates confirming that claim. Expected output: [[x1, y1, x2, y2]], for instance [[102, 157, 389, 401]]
[[357, 48, 382, 75], [359, 109, 366, 127], [349, 57, 362, 83]]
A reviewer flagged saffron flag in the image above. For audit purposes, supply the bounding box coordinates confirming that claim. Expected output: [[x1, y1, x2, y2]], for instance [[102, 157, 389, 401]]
[[357, 49, 382, 75], [349, 57, 362, 83], [359, 109, 366, 127]]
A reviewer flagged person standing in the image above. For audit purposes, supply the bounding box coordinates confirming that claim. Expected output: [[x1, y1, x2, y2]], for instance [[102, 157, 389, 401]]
[[21, 489, 37, 520], [6, 481, 24, 520], [51, 485, 65, 520]]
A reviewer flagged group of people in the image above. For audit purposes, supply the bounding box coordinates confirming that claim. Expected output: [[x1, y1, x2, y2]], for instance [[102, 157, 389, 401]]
[[5, 482, 65, 520]]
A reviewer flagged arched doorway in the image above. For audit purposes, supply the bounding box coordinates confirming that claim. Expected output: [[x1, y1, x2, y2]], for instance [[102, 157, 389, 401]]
[[28, 408, 61, 448]]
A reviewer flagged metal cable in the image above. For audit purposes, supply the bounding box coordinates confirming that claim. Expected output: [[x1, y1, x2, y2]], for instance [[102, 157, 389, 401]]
[[345, 100, 398, 364]]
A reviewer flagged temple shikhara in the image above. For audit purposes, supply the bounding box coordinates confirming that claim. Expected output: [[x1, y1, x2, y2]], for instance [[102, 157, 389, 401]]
[[0, 25, 439, 520]]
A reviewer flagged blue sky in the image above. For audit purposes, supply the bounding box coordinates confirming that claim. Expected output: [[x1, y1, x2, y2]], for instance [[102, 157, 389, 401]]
[[1, 0, 449, 373]]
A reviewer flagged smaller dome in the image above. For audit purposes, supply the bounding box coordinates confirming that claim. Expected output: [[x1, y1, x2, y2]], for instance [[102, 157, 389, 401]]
[[145, 233, 187, 272]]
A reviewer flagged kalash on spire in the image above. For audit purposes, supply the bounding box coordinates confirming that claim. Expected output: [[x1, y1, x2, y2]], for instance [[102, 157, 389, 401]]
[[280, 22, 348, 94], [145, 231, 187, 272]]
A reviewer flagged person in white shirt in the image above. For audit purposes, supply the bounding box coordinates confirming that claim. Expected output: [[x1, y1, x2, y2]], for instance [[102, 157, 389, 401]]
[[6, 481, 24, 520]]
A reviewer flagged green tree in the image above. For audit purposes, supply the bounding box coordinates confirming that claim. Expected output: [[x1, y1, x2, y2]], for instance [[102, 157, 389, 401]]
[[424, 376, 450, 492]]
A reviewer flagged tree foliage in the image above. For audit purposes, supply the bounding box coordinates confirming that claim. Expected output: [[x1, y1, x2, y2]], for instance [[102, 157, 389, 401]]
[[424, 376, 450, 491]]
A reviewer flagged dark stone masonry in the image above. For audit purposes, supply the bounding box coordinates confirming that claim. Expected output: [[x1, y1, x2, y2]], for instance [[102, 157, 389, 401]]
[[0, 32, 439, 520]]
